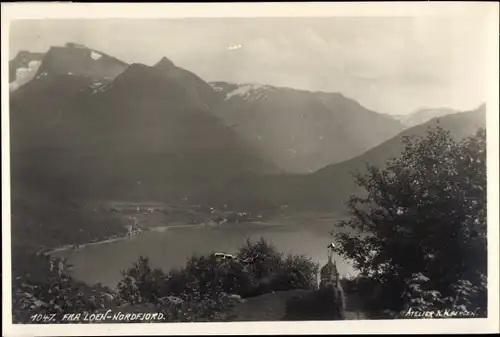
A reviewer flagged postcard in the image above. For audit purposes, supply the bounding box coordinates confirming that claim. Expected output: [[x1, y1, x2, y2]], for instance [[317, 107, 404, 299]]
[[2, 2, 499, 336]]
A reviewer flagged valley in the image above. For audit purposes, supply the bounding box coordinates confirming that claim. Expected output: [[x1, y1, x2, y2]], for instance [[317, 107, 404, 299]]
[[7, 41, 487, 320], [8, 42, 486, 267]]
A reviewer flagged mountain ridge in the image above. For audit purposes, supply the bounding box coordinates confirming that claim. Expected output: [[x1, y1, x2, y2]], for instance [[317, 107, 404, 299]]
[[195, 104, 486, 213], [10, 44, 484, 212], [10, 57, 280, 203], [209, 81, 405, 173]]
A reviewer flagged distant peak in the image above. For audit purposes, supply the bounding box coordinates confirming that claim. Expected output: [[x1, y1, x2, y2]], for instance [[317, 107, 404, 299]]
[[154, 57, 176, 69]]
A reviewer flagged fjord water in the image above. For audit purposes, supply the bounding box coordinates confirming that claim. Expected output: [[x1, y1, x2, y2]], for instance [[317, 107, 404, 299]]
[[54, 221, 356, 289]]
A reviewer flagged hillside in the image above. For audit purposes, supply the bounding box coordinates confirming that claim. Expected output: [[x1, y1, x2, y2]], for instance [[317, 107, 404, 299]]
[[154, 57, 220, 109], [198, 105, 486, 213], [10, 181, 127, 274], [209, 81, 405, 173]]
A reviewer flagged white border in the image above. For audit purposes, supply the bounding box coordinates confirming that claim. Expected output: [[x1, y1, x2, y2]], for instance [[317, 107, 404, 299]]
[[2, 2, 499, 336]]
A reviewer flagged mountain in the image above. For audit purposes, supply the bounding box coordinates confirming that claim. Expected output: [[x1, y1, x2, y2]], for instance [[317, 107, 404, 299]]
[[10, 55, 279, 204], [209, 81, 405, 173], [198, 104, 486, 213], [9, 50, 45, 91], [392, 107, 458, 128], [9, 43, 129, 93], [9, 50, 44, 82], [34, 42, 129, 80]]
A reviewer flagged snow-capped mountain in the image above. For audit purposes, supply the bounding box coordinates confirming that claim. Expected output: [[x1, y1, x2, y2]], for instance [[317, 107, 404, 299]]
[[9, 59, 43, 92], [9, 51, 45, 92], [209, 81, 405, 173], [9, 43, 129, 93], [9, 50, 44, 81], [210, 82, 278, 102], [34, 42, 129, 80], [10, 52, 278, 202]]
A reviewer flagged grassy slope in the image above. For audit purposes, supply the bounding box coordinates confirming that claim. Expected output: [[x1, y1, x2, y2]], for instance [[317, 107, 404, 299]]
[[224, 289, 367, 321]]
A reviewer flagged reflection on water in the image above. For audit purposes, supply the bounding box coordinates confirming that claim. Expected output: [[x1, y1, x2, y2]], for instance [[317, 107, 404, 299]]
[[54, 222, 357, 289]]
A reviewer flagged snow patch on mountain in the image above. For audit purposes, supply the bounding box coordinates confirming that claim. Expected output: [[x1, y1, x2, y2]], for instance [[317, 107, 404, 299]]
[[225, 84, 271, 101], [90, 51, 102, 60], [209, 83, 224, 92], [9, 60, 42, 92]]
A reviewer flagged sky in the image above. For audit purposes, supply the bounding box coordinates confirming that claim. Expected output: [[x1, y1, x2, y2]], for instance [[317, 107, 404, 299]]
[[9, 17, 490, 115]]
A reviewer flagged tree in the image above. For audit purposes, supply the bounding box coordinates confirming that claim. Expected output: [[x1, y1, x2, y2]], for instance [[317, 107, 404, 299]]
[[332, 126, 487, 316], [117, 256, 167, 305]]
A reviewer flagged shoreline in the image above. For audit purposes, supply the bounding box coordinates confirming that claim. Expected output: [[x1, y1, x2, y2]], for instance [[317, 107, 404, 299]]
[[42, 233, 137, 256], [43, 220, 285, 256]]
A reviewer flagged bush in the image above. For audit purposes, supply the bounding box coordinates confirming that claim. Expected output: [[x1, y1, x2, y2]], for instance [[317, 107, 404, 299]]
[[281, 253, 320, 290], [168, 253, 255, 298], [401, 272, 487, 317], [234, 238, 319, 296], [332, 126, 487, 317], [116, 237, 319, 321], [117, 256, 168, 305]]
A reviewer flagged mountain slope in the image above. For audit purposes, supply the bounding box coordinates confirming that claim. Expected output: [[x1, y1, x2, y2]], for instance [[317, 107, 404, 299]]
[[154, 57, 220, 108], [199, 105, 486, 213], [10, 58, 279, 203], [209, 81, 405, 173]]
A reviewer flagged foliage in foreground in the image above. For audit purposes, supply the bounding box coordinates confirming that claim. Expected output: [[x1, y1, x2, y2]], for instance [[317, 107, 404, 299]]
[[13, 238, 319, 323], [12, 256, 119, 324], [332, 126, 487, 318], [116, 237, 319, 321]]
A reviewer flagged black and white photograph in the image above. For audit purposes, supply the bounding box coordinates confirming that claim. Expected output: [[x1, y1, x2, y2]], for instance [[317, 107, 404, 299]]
[[2, 2, 499, 335]]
